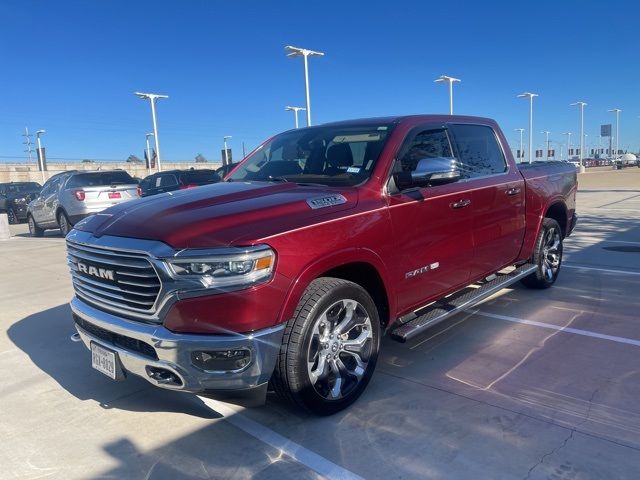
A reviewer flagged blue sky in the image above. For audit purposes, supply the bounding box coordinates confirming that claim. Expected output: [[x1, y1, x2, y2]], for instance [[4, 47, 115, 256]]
[[1, 0, 638, 163]]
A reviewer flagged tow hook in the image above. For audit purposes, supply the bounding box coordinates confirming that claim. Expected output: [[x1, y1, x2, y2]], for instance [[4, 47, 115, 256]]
[[70, 332, 81, 343]]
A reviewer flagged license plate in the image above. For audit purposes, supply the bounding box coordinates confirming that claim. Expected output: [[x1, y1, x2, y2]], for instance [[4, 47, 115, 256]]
[[108, 191, 121, 199], [91, 342, 118, 379]]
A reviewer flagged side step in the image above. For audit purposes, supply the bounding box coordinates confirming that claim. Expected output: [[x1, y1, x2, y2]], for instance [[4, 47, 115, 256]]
[[390, 263, 537, 343]]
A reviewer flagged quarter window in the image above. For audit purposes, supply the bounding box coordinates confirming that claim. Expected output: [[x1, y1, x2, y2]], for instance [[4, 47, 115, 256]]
[[449, 124, 507, 177]]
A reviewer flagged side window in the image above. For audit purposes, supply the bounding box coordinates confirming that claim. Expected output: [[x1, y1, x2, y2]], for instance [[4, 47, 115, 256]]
[[396, 128, 453, 174], [449, 124, 507, 178], [158, 174, 178, 188], [41, 177, 60, 195]]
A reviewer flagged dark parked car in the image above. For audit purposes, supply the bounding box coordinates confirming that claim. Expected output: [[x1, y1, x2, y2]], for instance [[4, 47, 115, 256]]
[[0, 182, 42, 224], [138, 169, 221, 197], [214, 163, 238, 179]]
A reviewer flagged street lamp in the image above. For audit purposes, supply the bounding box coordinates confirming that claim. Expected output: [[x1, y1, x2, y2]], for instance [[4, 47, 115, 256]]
[[434, 75, 461, 115], [570, 101, 587, 165], [134, 92, 168, 172], [608, 108, 622, 158], [35, 129, 46, 182], [517, 92, 538, 164], [285, 106, 306, 129], [584, 134, 589, 158], [285, 45, 324, 127], [515, 128, 525, 162], [541, 131, 551, 160], [563, 132, 572, 159], [223, 136, 232, 166], [145, 133, 154, 172]]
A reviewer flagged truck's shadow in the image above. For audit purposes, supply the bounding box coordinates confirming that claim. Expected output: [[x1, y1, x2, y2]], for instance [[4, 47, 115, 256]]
[[7, 304, 218, 418]]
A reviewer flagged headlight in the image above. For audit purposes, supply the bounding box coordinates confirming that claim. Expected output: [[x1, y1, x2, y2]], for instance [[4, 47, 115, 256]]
[[166, 246, 275, 289]]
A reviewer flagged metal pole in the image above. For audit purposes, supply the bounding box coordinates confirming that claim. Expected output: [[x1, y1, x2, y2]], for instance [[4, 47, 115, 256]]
[[149, 98, 162, 172], [35, 133, 45, 183], [546, 132, 550, 160], [223, 138, 228, 166], [449, 79, 453, 115], [616, 111, 620, 157], [145, 134, 152, 175], [303, 53, 311, 126], [528, 96, 533, 163], [516, 129, 524, 162], [294, 109, 299, 129], [580, 105, 584, 164]]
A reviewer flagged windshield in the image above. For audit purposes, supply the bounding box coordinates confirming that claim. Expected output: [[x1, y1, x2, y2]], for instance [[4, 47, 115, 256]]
[[227, 123, 395, 187], [66, 171, 135, 188], [2, 182, 41, 194]]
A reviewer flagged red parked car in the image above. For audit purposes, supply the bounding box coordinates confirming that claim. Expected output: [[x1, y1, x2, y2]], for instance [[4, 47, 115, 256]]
[[66, 115, 577, 414]]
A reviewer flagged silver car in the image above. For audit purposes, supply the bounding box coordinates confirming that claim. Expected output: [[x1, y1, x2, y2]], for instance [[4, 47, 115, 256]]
[[27, 170, 139, 237]]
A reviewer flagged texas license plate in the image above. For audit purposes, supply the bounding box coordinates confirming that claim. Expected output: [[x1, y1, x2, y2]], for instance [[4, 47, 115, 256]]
[[91, 342, 118, 379]]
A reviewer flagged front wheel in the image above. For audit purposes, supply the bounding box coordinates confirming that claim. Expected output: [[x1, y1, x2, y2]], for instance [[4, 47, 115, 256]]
[[28, 215, 44, 237], [271, 277, 381, 415], [521, 218, 563, 289], [7, 208, 18, 224]]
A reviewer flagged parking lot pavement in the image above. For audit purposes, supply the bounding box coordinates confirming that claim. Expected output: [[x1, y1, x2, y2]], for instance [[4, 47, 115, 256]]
[[2, 169, 640, 479]]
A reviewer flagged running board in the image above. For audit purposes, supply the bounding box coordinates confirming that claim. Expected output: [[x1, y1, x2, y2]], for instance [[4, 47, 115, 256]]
[[390, 263, 537, 343]]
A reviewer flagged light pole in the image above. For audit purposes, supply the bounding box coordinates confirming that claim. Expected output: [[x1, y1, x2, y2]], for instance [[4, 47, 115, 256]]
[[608, 108, 622, 158], [570, 101, 587, 165], [515, 128, 525, 162], [223, 136, 232, 166], [134, 92, 168, 172], [434, 75, 461, 115], [517, 92, 538, 164], [285, 45, 324, 127], [285, 106, 306, 128], [584, 134, 589, 158], [542, 131, 551, 160], [35, 129, 46, 182], [563, 132, 572, 159], [145, 133, 154, 172]]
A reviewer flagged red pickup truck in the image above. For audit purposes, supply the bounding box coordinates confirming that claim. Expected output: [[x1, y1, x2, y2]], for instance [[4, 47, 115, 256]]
[[67, 115, 577, 414]]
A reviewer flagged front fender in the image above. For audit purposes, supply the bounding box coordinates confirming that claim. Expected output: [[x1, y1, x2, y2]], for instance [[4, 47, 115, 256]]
[[277, 247, 396, 325]]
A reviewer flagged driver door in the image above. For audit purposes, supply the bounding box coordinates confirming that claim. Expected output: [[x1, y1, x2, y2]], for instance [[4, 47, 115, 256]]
[[387, 125, 474, 313]]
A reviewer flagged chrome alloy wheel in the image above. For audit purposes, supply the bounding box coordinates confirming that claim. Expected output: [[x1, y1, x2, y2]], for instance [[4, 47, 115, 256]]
[[541, 227, 562, 281], [306, 299, 373, 400]]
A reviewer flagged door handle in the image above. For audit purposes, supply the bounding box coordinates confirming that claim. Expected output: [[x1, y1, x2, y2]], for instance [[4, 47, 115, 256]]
[[450, 199, 471, 209], [505, 187, 521, 196]]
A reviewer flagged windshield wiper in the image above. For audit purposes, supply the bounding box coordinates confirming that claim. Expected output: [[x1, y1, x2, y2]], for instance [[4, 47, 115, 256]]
[[266, 176, 289, 183]]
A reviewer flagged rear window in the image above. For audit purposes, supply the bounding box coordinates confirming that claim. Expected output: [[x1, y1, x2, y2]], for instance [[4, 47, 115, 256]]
[[66, 171, 135, 188], [179, 170, 220, 185], [2, 182, 41, 194]]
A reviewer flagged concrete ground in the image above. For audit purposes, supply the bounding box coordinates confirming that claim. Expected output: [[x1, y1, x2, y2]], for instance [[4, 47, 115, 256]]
[[1, 168, 640, 479]]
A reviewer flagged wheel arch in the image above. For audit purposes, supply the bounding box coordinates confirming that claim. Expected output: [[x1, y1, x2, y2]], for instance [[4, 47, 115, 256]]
[[278, 249, 395, 328], [544, 201, 568, 237]]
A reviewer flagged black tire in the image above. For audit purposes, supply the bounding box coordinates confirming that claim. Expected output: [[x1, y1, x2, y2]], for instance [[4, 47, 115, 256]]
[[58, 211, 72, 237], [28, 214, 44, 237], [521, 218, 563, 289], [271, 277, 381, 415], [7, 208, 18, 225]]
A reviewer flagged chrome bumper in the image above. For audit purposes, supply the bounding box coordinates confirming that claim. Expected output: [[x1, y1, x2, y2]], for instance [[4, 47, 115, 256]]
[[70, 297, 285, 393]]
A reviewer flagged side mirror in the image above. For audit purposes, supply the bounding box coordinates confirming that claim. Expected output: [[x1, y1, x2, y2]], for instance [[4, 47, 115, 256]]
[[394, 157, 462, 190]]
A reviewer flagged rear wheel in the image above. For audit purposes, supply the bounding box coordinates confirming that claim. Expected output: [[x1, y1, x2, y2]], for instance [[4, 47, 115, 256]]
[[271, 277, 381, 415], [28, 215, 44, 237], [58, 211, 71, 236], [521, 218, 563, 289]]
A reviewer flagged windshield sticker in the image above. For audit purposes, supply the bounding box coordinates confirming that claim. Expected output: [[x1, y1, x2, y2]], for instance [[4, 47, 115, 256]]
[[346, 166, 360, 174], [307, 194, 348, 210]]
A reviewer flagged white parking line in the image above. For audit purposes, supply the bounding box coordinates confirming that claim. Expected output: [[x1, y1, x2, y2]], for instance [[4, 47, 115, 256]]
[[472, 310, 640, 348], [563, 264, 640, 276], [199, 397, 364, 480], [567, 237, 640, 246]]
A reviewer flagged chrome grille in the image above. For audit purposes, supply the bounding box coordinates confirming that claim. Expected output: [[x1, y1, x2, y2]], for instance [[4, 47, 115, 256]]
[[66, 240, 161, 318]]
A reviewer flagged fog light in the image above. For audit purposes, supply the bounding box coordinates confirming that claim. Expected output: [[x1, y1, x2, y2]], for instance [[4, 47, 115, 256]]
[[191, 349, 251, 371]]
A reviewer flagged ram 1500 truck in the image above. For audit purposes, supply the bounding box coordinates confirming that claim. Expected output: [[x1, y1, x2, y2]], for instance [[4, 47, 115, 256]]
[[66, 115, 577, 415]]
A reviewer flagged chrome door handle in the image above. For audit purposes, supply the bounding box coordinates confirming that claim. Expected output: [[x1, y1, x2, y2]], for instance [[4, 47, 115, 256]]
[[506, 187, 521, 196], [450, 199, 471, 209]]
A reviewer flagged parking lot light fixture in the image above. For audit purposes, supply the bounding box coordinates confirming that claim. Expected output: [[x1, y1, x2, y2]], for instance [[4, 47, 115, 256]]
[[145, 133, 154, 172], [570, 101, 587, 165], [223, 136, 232, 166], [134, 92, 168, 172], [434, 75, 461, 115], [517, 92, 538, 164], [285, 106, 306, 129], [541, 131, 551, 160], [284, 45, 324, 127], [608, 108, 622, 158]]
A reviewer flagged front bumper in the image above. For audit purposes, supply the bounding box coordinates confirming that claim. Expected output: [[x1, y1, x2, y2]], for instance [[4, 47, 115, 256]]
[[70, 297, 285, 394]]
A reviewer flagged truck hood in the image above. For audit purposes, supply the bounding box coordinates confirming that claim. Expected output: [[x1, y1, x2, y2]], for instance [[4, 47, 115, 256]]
[[75, 181, 358, 248]]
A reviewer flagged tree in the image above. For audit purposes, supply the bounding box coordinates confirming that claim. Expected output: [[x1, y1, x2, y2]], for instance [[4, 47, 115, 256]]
[[127, 155, 143, 164], [195, 153, 208, 163]]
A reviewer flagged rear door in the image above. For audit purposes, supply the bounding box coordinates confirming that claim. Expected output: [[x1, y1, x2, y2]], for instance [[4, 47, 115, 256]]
[[387, 125, 475, 313], [448, 123, 526, 280]]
